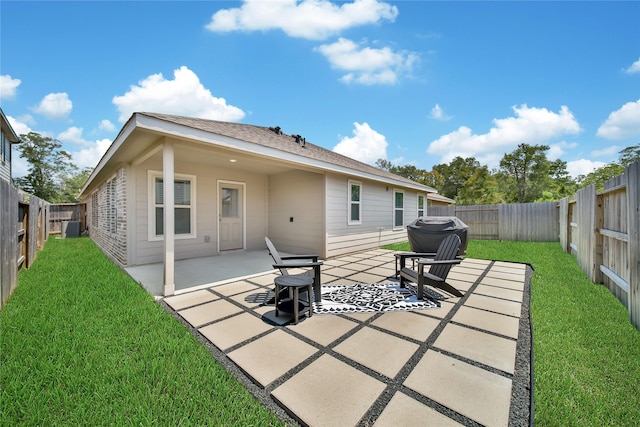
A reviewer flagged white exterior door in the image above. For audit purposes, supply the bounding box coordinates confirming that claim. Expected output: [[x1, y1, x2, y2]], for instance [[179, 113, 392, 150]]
[[219, 182, 244, 251]]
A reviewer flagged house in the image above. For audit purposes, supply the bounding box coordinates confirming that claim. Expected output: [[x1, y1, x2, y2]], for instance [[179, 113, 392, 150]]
[[0, 108, 20, 182], [427, 192, 456, 207], [79, 112, 438, 295]]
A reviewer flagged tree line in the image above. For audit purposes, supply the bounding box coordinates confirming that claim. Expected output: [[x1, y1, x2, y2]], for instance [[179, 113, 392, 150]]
[[11, 132, 640, 205], [377, 143, 639, 205]]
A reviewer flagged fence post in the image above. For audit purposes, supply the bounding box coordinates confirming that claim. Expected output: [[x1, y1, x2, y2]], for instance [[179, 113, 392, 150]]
[[593, 194, 604, 284], [627, 161, 640, 330]]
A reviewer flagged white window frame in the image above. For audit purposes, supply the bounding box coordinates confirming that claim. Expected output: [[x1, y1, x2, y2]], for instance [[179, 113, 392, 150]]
[[148, 170, 197, 241], [393, 189, 404, 230], [348, 180, 362, 225], [417, 194, 426, 218]]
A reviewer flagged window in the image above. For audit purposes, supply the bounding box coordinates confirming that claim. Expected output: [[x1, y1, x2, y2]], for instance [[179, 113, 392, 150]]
[[393, 189, 404, 229], [348, 180, 362, 225], [149, 171, 196, 240], [417, 194, 425, 218]]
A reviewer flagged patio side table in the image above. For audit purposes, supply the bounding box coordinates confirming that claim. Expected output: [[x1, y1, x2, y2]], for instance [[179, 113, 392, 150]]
[[274, 275, 314, 325]]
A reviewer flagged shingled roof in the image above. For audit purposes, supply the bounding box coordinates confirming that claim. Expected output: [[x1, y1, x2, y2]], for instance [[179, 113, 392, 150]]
[[138, 112, 435, 191]]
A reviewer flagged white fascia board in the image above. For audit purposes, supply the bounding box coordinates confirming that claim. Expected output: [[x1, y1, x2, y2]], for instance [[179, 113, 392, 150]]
[[136, 115, 435, 193]]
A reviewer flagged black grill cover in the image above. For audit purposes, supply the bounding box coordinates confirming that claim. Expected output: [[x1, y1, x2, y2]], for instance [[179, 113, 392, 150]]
[[407, 217, 469, 255]]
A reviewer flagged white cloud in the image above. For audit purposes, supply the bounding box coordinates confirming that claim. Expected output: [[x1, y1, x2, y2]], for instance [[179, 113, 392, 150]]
[[6, 115, 33, 136], [33, 92, 73, 120], [58, 127, 91, 147], [206, 0, 398, 40], [430, 104, 452, 121], [427, 104, 581, 167], [112, 66, 245, 123], [567, 159, 607, 178], [332, 122, 387, 164], [591, 146, 619, 158], [98, 119, 116, 132], [316, 38, 418, 85], [596, 99, 640, 140], [0, 75, 21, 100], [56, 126, 111, 169], [625, 58, 640, 74], [547, 141, 578, 160], [71, 138, 112, 170]]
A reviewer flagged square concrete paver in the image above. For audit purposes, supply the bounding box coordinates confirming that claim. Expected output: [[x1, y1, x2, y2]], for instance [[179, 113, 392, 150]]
[[334, 327, 420, 378], [164, 289, 218, 310], [480, 275, 526, 291], [374, 391, 463, 426], [475, 284, 523, 303], [434, 323, 517, 374], [404, 350, 512, 427], [227, 329, 318, 388], [485, 269, 525, 281], [211, 280, 261, 297], [228, 288, 273, 308], [287, 314, 359, 346], [199, 312, 272, 351], [178, 299, 243, 327], [465, 293, 522, 317], [452, 305, 520, 339], [371, 311, 441, 341], [271, 354, 386, 427], [348, 272, 389, 283]]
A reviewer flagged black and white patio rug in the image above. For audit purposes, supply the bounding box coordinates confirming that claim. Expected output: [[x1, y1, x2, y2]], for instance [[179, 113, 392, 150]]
[[312, 283, 440, 314]]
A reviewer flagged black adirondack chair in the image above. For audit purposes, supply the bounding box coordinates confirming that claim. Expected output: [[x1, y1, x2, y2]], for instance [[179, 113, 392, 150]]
[[397, 234, 464, 299], [265, 237, 323, 302]]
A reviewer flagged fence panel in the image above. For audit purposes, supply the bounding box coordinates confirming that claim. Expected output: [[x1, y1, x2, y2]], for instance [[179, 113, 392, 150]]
[[558, 197, 569, 251], [499, 202, 559, 241], [626, 161, 639, 328], [1, 186, 49, 309], [0, 180, 19, 307], [49, 203, 86, 234], [428, 202, 558, 241], [561, 159, 639, 330]]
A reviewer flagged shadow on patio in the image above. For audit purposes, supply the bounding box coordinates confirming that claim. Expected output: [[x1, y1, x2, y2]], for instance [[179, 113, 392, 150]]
[[159, 248, 532, 426]]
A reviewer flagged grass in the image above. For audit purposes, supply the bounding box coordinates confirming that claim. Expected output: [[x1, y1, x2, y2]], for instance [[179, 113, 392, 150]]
[[386, 240, 640, 426], [0, 237, 282, 426]]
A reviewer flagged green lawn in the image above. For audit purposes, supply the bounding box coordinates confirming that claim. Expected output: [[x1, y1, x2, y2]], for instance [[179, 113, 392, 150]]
[[0, 237, 282, 426], [387, 240, 640, 426]]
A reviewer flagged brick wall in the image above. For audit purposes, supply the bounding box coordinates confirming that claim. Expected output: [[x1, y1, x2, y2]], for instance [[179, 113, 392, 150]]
[[88, 167, 127, 266]]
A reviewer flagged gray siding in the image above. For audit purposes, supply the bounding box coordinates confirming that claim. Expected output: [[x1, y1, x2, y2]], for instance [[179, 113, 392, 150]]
[[268, 170, 324, 255], [325, 174, 419, 257]]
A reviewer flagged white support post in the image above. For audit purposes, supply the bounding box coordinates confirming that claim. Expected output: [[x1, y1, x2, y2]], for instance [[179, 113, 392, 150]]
[[163, 140, 175, 296]]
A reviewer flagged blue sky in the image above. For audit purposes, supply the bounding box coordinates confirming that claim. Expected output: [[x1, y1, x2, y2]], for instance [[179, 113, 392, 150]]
[[1, 0, 639, 179]]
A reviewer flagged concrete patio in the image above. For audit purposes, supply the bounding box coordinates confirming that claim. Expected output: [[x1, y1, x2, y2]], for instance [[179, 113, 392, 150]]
[[156, 249, 532, 426]]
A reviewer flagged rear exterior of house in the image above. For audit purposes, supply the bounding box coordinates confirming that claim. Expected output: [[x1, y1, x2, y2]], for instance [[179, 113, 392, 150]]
[[80, 113, 436, 289]]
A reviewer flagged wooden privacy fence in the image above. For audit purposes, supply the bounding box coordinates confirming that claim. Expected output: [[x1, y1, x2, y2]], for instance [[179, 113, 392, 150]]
[[0, 179, 50, 308], [559, 160, 639, 330], [428, 202, 559, 241], [49, 203, 86, 235]]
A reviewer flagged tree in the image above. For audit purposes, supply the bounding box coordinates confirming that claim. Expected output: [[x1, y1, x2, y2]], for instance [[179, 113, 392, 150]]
[[59, 167, 92, 203], [13, 132, 79, 202], [577, 143, 639, 191], [457, 166, 504, 205], [432, 156, 483, 200], [498, 143, 551, 203]]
